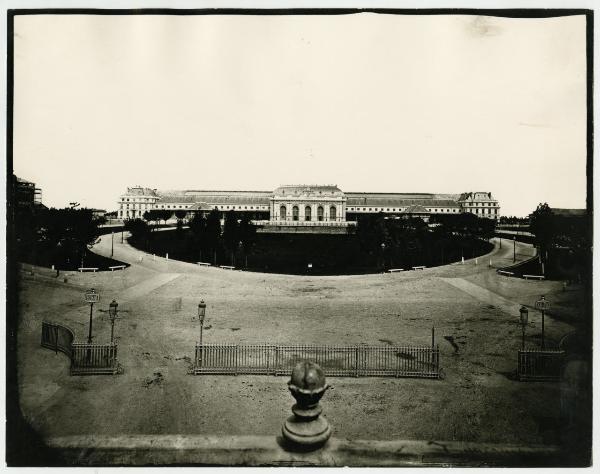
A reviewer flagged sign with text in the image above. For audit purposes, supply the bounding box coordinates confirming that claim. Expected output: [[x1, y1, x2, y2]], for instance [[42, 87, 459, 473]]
[[84, 288, 100, 304]]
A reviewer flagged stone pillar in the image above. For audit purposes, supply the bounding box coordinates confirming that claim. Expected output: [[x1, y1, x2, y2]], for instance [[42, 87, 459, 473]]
[[282, 361, 332, 451]]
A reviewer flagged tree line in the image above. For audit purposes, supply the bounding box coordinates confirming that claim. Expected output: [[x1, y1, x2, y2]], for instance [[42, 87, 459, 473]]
[[13, 206, 107, 269], [126, 209, 257, 266]]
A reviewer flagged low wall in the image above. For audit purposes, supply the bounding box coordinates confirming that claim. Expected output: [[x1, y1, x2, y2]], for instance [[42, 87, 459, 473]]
[[46, 434, 566, 467]]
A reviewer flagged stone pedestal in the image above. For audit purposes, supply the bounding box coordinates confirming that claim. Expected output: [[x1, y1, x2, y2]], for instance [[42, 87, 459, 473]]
[[281, 361, 332, 451]]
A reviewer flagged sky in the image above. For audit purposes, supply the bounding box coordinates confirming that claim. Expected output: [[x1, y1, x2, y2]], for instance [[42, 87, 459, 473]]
[[12, 12, 588, 216]]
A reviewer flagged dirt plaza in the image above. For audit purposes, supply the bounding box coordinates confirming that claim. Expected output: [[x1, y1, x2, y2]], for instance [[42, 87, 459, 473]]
[[16, 233, 581, 444]]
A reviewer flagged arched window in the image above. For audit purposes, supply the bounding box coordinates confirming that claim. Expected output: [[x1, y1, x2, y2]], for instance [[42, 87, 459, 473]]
[[280, 205, 287, 221], [330, 206, 337, 221], [292, 206, 299, 221], [317, 206, 324, 221], [305, 206, 312, 221]]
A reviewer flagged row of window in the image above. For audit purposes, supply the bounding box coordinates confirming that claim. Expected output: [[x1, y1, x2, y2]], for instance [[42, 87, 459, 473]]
[[348, 207, 460, 213], [279, 205, 337, 221], [465, 202, 499, 207]]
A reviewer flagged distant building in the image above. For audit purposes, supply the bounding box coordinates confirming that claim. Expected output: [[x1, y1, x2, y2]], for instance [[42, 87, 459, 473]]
[[117, 186, 160, 219], [11, 175, 43, 210], [549, 208, 586, 218], [116, 185, 500, 227]]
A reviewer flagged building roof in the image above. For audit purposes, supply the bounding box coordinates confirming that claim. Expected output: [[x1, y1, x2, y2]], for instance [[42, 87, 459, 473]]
[[402, 205, 431, 214], [158, 194, 270, 206], [550, 208, 587, 217], [346, 197, 459, 207], [273, 185, 343, 197], [458, 192, 496, 201], [124, 186, 159, 197]]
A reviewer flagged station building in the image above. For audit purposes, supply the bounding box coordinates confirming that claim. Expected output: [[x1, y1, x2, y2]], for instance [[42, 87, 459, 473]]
[[117, 185, 500, 231]]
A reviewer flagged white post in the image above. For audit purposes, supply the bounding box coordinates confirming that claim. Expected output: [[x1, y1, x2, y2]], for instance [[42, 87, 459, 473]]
[[475, 258, 478, 265], [461, 257, 464, 265], [166, 253, 169, 260]]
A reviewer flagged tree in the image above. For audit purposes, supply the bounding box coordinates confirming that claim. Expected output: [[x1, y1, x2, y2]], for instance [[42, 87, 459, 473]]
[[222, 210, 239, 265], [189, 212, 208, 261], [124, 218, 150, 249], [34, 207, 103, 268], [530, 203, 555, 254], [238, 215, 257, 267], [205, 208, 222, 265]]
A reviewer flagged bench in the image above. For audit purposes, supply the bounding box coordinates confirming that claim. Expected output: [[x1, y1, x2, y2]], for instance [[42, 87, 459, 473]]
[[387, 269, 404, 273], [497, 270, 514, 276], [523, 274, 545, 280], [220, 265, 236, 270], [78, 267, 99, 272], [109, 265, 126, 271], [412, 266, 426, 270], [196, 262, 211, 267]]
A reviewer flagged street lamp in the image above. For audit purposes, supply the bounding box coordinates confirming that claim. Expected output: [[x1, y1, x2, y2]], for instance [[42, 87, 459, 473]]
[[519, 306, 529, 351], [108, 299, 119, 344], [535, 295, 550, 350], [198, 300, 207, 345], [380, 242, 386, 271]]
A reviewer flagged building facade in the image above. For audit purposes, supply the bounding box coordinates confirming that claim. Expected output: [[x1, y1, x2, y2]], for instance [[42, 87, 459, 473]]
[[117, 185, 500, 222]]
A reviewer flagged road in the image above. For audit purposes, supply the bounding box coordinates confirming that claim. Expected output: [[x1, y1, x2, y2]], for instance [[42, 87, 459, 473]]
[[16, 232, 580, 447]]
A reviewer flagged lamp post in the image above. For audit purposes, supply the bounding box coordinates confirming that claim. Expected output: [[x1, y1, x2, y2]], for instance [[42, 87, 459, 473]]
[[519, 306, 529, 351], [198, 300, 207, 367], [380, 242, 386, 271], [513, 236, 516, 263], [108, 299, 119, 344], [198, 300, 207, 345], [535, 296, 550, 350]]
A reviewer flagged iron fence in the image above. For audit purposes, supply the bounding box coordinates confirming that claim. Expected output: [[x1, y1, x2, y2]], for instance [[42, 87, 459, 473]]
[[41, 321, 74, 358], [517, 349, 565, 382], [193, 344, 440, 378], [71, 343, 120, 375]]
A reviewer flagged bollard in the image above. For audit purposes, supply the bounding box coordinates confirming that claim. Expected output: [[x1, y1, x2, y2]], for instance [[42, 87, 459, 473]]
[[166, 253, 169, 260], [51, 265, 54, 270], [282, 361, 331, 451], [153, 254, 156, 261], [461, 257, 464, 265], [475, 258, 478, 265]]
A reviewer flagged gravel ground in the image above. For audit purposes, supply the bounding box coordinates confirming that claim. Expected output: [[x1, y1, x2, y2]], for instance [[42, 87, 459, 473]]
[[16, 234, 581, 444]]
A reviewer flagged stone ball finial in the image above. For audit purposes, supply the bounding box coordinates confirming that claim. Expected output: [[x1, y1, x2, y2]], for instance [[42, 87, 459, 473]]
[[282, 361, 332, 451]]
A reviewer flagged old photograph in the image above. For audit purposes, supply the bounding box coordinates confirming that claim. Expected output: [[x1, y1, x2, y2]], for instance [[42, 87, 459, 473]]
[[6, 7, 593, 467]]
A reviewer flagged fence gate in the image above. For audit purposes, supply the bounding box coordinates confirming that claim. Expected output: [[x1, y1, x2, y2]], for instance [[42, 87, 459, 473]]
[[41, 321, 74, 358], [518, 349, 565, 382], [193, 344, 440, 379]]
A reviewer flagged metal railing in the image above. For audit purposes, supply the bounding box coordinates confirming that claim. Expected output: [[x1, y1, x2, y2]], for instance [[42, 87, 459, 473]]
[[517, 349, 565, 382], [193, 344, 440, 378], [71, 343, 120, 375], [41, 321, 74, 358]]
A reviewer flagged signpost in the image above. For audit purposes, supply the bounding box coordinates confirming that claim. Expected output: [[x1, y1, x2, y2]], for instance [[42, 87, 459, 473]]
[[84, 289, 99, 362], [84, 288, 99, 344], [535, 296, 550, 349]]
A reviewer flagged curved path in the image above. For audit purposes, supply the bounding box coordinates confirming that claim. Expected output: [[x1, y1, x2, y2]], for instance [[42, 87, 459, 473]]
[[17, 231, 577, 448]]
